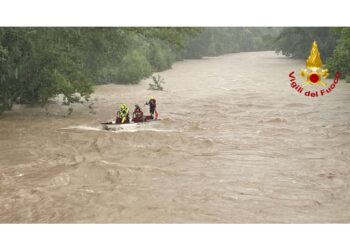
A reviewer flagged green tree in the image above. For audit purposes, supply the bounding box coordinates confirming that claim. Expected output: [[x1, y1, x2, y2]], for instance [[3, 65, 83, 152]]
[[326, 28, 350, 79], [274, 27, 339, 59], [0, 28, 94, 113]]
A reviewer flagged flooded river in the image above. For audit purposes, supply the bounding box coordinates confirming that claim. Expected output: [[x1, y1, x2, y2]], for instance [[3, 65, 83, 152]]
[[1, 51, 350, 223]]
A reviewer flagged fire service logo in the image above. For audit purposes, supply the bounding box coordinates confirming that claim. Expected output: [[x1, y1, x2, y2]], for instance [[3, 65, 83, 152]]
[[289, 41, 341, 97]]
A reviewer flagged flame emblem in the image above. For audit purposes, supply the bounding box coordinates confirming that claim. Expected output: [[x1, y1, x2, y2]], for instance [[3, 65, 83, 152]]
[[300, 41, 329, 87]]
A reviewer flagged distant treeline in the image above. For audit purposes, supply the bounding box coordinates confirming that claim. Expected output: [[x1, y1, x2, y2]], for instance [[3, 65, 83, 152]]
[[0, 27, 278, 113], [181, 27, 280, 58], [274, 27, 350, 79]]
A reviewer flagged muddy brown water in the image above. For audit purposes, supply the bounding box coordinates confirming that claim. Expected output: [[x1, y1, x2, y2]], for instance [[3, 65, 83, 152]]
[[1, 51, 350, 223]]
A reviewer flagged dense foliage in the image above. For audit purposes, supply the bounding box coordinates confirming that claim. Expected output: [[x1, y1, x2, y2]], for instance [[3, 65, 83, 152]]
[[0, 28, 124, 112], [326, 28, 350, 79], [274, 28, 338, 59]]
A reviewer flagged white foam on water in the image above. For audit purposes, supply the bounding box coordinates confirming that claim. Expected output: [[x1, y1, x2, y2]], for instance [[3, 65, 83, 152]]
[[111, 127, 177, 134], [60, 124, 177, 133], [60, 125, 104, 131], [220, 87, 232, 91]]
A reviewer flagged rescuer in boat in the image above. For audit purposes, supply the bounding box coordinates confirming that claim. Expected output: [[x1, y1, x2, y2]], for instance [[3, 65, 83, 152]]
[[145, 96, 158, 119], [116, 104, 130, 124], [132, 104, 144, 123]]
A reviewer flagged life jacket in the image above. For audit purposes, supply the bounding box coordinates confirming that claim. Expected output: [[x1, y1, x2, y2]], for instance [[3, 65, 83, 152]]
[[118, 106, 129, 124], [133, 108, 143, 118], [149, 99, 156, 108], [120, 107, 129, 117]]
